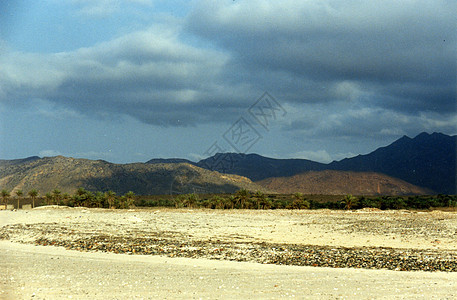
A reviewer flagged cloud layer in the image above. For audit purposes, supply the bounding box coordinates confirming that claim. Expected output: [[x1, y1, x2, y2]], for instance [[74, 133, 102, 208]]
[[1, 0, 455, 154]]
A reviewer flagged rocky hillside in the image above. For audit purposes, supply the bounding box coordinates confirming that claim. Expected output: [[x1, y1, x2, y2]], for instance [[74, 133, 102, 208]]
[[195, 132, 456, 194], [328, 132, 456, 194], [256, 170, 432, 195], [0, 156, 268, 195]]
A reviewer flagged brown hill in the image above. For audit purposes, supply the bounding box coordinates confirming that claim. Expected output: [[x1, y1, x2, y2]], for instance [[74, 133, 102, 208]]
[[194, 133, 457, 194], [0, 156, 268, 195], [256, 170, 431, 195]]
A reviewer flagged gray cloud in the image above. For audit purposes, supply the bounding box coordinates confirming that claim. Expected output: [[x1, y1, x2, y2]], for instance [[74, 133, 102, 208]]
[[283, 104, 457, 140], [186, 0, 456, 114], [0, 25, 252, 126], [1, 0, 455, 140]]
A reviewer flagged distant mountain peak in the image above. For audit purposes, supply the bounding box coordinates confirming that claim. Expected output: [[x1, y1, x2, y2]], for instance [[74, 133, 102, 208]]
[[196, 132, 456, 194], [414, 131, 450, 140], [328, 132, 456, 194], [413, 132, 433, 140], [400, 134, 412, 140]]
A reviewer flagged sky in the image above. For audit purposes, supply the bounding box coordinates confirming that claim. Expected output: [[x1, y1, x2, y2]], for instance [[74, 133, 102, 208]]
[[0, 0, 456, 164]]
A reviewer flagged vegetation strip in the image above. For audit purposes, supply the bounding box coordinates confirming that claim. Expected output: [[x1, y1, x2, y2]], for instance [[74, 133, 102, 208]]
[[2, 186, 457, 211]]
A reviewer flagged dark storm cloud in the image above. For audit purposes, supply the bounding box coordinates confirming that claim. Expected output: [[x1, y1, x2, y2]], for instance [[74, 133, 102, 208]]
[[186, 0, 456, 114], [0, 0, 455, 137]]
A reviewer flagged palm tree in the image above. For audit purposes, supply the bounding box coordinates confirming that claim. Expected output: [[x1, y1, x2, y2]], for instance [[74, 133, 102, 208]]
[[94, 191, 105, 208], [184, 193, 199, 208], [52, 189, 61, 205], [45, 193, 53, 205], [228, 195, 236, 209], [253, 191, 265, 209], [73, 188, 87, 207], [210, 195, 224, 209], [76, 187, 87, 196], [342, 194, 358, 210], [294, 192, 304, 202], [62, 193, 70, 206], [174, 194, 186, 208], [1, 189, 10, 210], [261, 197, 273, 209], [124, 191, 136, 209], [105, 191, 116, 209], [15, 189, 23, 209], [287, 192, 310, 209], [235, 189, 250, 209], [82, 191, 95, 207], [28, 189, 38, 208]]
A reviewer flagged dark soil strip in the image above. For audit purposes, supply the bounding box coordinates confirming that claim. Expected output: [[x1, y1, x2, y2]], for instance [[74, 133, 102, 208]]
[[32, 236, 457, 272]]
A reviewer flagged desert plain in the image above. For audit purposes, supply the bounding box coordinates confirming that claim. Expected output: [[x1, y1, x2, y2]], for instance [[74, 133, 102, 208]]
[[1, 207, 457, 299]]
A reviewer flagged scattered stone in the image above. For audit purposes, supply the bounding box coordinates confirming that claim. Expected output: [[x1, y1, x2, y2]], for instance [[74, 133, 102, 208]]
[[2, 214, 456, 273], [26, 233, 457, 272]]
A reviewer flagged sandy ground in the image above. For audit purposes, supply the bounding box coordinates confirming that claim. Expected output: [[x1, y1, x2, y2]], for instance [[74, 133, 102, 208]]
[[1, 207, 457, 299]]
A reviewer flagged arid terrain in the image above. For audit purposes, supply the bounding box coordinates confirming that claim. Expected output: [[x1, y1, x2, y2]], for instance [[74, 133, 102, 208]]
[[1, 207, 457, 299], [256, 170, 431, 195]]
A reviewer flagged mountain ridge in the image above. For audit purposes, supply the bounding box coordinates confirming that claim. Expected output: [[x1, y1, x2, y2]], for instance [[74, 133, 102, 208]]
[[0, 156, 268, 195], [328, 132, 456, 194], [192, 132, 456, 194], [1, 132, 455, 195]]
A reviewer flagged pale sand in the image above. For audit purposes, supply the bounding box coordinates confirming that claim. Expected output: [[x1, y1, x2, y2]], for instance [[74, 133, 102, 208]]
[[1, 208, 457, 299]]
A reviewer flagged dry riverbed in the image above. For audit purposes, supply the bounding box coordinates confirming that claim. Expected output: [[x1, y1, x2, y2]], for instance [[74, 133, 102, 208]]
[[1, 207, 457, 299]]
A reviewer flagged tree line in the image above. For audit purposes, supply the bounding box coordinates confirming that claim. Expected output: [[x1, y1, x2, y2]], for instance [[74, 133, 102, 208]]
[[1, 188, 456, 210], [138, 192, 457, 210], [0, 188, 135, 209]]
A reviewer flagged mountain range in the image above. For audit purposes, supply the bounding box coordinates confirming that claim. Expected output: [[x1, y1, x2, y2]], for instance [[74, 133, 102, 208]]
[[1, 132, 455, 195], [0, 156, 268, 195], [147, 132, 455, 194], [327, 132, 456, 194]]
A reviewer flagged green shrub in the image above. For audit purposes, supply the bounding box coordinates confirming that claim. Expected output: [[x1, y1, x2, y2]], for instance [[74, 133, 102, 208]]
[[357, 197, 381, 209]]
